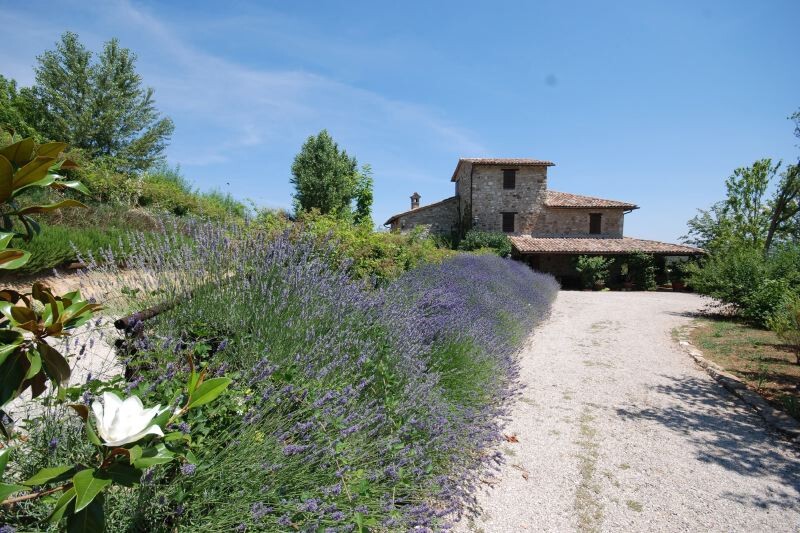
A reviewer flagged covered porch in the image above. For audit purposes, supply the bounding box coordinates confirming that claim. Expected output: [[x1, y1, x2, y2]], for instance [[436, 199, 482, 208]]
[[509, 236, 705, 289]]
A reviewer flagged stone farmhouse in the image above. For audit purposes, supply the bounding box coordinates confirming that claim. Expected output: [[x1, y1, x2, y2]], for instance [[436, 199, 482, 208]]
[[384, 158, 702, 286]]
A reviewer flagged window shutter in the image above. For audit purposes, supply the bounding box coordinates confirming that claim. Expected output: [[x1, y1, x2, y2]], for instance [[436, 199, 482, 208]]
[[503, 169, 516, 189], [589, 213, 602, 234]]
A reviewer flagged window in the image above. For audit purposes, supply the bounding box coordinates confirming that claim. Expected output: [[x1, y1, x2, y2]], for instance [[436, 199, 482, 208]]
[[503, 169, 517, 189], [502, 212, 516, 233], [589, 213, 602, 234]]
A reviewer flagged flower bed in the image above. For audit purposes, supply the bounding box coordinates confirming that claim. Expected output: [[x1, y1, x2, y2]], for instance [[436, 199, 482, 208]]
[[2, 224, 558, 531]]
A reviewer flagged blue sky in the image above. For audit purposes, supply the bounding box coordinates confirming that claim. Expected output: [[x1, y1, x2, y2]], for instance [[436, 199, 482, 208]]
[[1, 0, 798, 242]]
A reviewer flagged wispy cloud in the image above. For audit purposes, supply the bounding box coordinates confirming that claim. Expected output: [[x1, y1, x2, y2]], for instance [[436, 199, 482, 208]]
[[30, 0, 486, 169], [0, 0, 485, 217]]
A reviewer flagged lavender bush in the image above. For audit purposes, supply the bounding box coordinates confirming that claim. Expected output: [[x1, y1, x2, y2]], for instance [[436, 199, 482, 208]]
[[8, 222, 558, 531]]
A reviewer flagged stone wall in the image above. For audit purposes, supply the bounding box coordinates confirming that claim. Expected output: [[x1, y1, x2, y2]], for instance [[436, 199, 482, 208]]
[[469, 164, 548, 233], [389, 160, 629, 239], [537, 208, 625, 237], [390, 197, 458, 235], [454, 161, 472, 233]]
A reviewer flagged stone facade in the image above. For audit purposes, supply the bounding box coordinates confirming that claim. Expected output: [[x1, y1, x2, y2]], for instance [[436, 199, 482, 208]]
[[469, 164, 548, 234], [539, 208, 624, 237], [385, 158, 632, 239], [388, 197, 458, 234]]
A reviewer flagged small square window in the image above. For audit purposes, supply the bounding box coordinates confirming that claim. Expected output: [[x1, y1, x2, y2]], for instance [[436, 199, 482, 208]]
[[589, 213, 602, 234], [502, 212, 515, 233], [503, 169, 516, 189]]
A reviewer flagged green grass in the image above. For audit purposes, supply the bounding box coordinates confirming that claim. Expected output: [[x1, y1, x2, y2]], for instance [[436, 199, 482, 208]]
[[690, 318, 800, 420], [8, 223, 132, 275]]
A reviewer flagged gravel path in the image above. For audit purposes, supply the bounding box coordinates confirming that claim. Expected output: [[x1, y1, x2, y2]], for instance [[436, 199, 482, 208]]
[[461, 291, 800, 533]]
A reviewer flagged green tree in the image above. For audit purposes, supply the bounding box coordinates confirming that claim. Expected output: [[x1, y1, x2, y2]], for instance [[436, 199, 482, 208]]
[[24, 32, 173, 172], [0, 76, 40, 140], [686, 110, 800, 254], [354, 163, 374, 224], [684, 159, 793, 253], [290, 130, 372, 220]]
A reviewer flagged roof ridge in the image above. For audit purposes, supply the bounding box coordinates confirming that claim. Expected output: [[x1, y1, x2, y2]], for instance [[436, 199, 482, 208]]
[[545, 190, 638, 209], [384, 196, 457, 225]]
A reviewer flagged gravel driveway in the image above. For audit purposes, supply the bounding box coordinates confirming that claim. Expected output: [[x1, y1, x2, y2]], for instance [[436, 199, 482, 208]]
[[461, 291, 800, 532]]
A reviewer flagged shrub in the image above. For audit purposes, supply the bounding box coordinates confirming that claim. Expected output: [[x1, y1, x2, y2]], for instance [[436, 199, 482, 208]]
[[139, 166, 197, 216], [575, 255, 612, 289], [457, 229, 512, 257], [688, 245, 800, 327], [769, 295, 800, 364], [195, 189, 248, 220], [68, 152, 143, 205], [627, 252, 657, 290], [294, 211, 456, 284], [43, 223, 558, 531], [6, 223, 131, 275]]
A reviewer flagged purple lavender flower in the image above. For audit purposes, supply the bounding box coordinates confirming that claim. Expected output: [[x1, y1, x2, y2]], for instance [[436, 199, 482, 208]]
[[299, 498, 319, 513], [250, 502, 271, 520], [180, 464, 196, 476]]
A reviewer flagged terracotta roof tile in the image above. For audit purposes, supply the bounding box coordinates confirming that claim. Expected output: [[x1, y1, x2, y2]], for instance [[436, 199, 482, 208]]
[[509, 236, 704, 255], [545, 191, 638, 209], [451, 158, 554, 181], [460, 157, 555, 166]]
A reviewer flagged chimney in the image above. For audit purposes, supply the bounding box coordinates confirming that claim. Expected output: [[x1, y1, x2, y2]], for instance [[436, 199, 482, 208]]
[[410, 192, 421, 210]]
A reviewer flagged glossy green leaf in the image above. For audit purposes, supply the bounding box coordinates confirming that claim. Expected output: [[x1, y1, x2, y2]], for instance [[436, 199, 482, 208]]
[[0, 330, 23, 367], [150, 407, 171, 430], [72, 468, 111, 512], [132, 444, 175, 468], [38, 342, 71, 386], [85, 417, 102, 446], [37, 142, 68, 158], [23, 464, 75, 486], [187, 370, 200, 394], [187, 377, 232, 409], [12, 156, 56, 188], [0, 231, 14, 250], [25, 351, 42, 379], [13, 199, 88, 215], [0, 482, 27, 501], [128, 445, 143, 464], [10, 305, 36, 326], [0, 249, 30, 270], [56, 180, 91, 195], [67, 491, 104, 533], [0, 138, 34, 166], [11, 174, 56, 197], [0, 351, 27, 407], [104, 462, 143, 487], [47, 486, 76, 524], [0, 155, 12, 203]]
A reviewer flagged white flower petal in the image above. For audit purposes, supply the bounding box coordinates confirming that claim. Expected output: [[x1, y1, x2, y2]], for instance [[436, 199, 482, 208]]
[[101, 391, 122, 432], [102, 424, 164, 447], [91, 399, 110, 443], [92, 393, 166, 447]]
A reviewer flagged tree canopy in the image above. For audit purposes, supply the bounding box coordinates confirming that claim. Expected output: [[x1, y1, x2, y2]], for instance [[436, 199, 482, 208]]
[[685, 110, 800, 254], [21, 32, 174, 172], [290, 130, 373, 223]]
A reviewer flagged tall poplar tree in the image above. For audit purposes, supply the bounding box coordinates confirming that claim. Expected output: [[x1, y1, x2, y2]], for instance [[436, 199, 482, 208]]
[[290, 130, 373, 222], [25, 32, 174, 171]]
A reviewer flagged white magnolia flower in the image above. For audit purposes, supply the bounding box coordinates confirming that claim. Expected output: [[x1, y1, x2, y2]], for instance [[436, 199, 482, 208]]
[[91, 391, 165, 447]]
